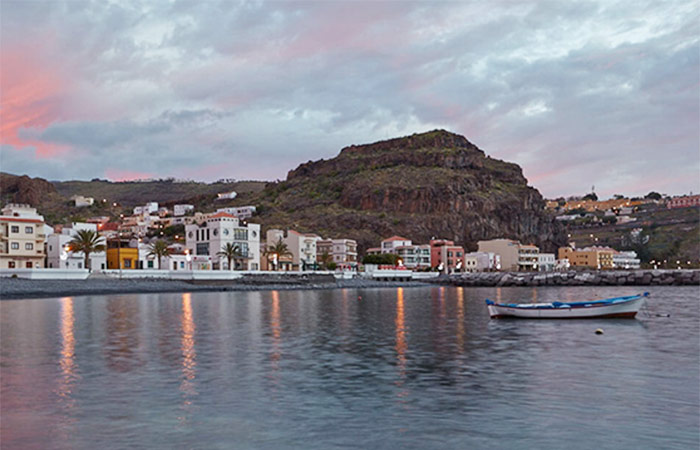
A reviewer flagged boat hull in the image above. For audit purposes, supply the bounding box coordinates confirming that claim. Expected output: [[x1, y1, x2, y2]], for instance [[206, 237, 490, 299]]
[[487, 296, 645, 319]]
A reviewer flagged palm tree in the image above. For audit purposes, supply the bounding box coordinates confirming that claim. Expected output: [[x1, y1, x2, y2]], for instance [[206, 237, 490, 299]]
[[68, 229, 106, 271], [319, 251, 333, 270], [147, 240, 171, 269], [264, 238, 292, 271], [217, 243, 242, 270]]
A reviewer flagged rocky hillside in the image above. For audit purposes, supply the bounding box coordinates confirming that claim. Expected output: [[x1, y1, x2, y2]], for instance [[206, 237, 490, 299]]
[[0, 173, 61, 206], [255, 130, 565, 252]]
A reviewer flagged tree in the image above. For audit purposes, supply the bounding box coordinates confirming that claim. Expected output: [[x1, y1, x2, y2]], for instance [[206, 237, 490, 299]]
[[217, 242, 242, 270], [319, 251, 333, 269], [645, 191, 662, 201], [582, 192, 598, 201], [264, 238, 293, 271], [147, 240, 171, 269], [68, 229, 105, 271]]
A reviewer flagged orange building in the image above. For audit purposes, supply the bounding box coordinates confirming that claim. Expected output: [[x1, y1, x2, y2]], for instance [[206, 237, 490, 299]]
[[106, 247, 139, 269], [558, 246, 614, 269]]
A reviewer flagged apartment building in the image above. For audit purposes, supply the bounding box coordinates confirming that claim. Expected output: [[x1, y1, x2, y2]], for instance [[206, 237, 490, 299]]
[[477, 239, 540, 271], [430, 239, 465, 272], [395, 244, 431, 269], [174, 204, 194, 216], [216, 206, 257, 220], [185, 212, 261, 270], [381, 236, 412, 253], [463, 252, 501, 272], [667, 194, 700, 209], [0, 204, 47, 269], [266, 229, 320, 270], [316, 238, 358, 267], [612, 250, 641, 269]]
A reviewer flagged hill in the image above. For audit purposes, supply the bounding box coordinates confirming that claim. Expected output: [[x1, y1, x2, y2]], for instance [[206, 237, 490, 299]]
[[252, 130, 566, 252]]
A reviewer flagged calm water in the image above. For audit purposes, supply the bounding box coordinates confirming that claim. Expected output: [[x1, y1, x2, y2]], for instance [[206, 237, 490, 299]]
[[1, 286, 698, 449]]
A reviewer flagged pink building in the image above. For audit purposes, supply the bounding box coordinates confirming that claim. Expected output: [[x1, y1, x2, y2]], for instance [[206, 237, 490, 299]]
[[430, 239, 465, 272], [667, 194, 700, 209]]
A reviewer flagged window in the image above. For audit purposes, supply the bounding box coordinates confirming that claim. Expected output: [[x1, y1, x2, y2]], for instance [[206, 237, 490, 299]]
[[8, 261, 15, 268], [180, 262, 185, 268], [213, 229, 218, 236], [25, 243, 33, 250], [237, 242, 249, 257], [10, 226, 19, 233], [25, 226, 33, 234], [78, 262, 82, 269], [124, 259, 132, 268], [26, 262, 33, 268], [148, 261, 154, 268], [11, 242, 19, 250], [196, 243, 209, 255], [234, 229, 248, 240]]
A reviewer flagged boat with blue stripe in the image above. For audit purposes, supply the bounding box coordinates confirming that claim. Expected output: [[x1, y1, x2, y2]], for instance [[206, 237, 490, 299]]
[[485, 292, 649, 319]]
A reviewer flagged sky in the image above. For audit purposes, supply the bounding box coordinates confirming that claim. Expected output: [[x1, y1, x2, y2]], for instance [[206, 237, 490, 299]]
[[1, 0, 698, 199]]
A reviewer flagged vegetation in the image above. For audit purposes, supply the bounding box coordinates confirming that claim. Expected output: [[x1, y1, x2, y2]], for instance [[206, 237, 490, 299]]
[[264, 238, 293, 271], [147, 240, 171, 269], [68, 229, 106, 271], [362, 253, 399, 265], [217, 242, 242, 270], [582, 193, 598, 201]]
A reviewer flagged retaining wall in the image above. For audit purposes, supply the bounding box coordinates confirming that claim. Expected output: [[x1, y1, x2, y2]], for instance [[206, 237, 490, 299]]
[[436, 270, 700, 287]]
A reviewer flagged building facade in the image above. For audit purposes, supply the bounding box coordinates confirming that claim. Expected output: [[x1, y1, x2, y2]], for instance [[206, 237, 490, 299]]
[[558, 246, 615, 269], [316, 238, 358, 268], [395, 244, 431, 269], [266, 229, 320, 270], [46, 222, 106, 270], [0, 204, 47, 269], [667, 194, 700, 209], [612, 251, 641, 269], [429, 239, 465, 272], [463, 251, 501, 272], [477, 239, 540, 271], [185, 212, 261, 270]]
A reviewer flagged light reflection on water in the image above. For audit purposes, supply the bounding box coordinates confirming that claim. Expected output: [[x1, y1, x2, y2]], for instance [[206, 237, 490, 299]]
[[0, 286, 698, 449]]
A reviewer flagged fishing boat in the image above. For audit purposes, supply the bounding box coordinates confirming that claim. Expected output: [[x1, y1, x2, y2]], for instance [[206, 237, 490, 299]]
[[485, 292, 649, 319]]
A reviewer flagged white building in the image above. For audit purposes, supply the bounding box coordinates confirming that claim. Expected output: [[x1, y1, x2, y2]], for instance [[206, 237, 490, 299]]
[[216, 191, 237, 200], [46, 222, 106, 270], [185, 212, 261, 270], [71, 195, 94, 207], [381, 236, 412, 254], [537, 253, 556, 272], [267, 229, 321, 270], [216, 206, 257, 220], [463, 252, 500, 272], [133, 202, 159, 216], [174, 204, 194, 216], [0, 204, 47, 269], [316, 238, 358, 267], [613, 251, 641, 269], [395, 244, 431, 269]]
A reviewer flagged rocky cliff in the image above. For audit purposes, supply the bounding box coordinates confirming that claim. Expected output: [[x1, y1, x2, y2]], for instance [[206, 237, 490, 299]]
[[0, 173, 59, 206], [256, 130, 566, 252]]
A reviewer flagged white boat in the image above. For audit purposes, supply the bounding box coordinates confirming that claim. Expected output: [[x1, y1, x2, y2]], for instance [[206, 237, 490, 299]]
[[485, 292, 649, 319]]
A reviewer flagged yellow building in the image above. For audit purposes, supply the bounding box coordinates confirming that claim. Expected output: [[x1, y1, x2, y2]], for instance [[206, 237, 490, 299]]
[[106, 247, 139, 269], [0, 204, 46, 269], [558, 246, 614, 269]]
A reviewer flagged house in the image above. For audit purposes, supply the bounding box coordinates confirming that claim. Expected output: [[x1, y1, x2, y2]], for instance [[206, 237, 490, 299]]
[[477, 239, 540, 271], [71, 195, 94, 207], [316, 238, 358, 268], [46, 222, 106, 270], [0, 204, 47, 269], [185, 212, 261, 270], [266, 229, 320, 270], [612, 251, 641, 269], [216, 206, 257, 220], [133, 202, 159, 216], [106, 237, 139, 269], [174, 204, 194, 216], [430, 239, 465, 272], [381, 236, 412, 253], [537, 253, 556, 272], [216, 191, 237, 200]]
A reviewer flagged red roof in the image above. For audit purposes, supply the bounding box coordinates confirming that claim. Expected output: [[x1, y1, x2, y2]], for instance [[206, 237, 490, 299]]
[[382, 235, 410, 242], [209, 211, 236, 219], [0, 217, 43, 223]]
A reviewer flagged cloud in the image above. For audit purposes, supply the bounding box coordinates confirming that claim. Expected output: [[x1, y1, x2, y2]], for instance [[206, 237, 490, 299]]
[[0, 0, 697, 198]]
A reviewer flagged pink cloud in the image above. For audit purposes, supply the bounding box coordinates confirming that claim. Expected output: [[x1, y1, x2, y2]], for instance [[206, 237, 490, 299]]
[[105, 169, 156, 182], [0, 40, 71, 158]]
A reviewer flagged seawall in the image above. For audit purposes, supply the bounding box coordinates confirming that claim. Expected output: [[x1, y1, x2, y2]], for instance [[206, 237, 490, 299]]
[[435, 270, 700, 287]]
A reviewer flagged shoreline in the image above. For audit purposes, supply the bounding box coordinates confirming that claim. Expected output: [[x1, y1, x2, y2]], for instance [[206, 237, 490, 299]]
[[0, 278, 432, 300]]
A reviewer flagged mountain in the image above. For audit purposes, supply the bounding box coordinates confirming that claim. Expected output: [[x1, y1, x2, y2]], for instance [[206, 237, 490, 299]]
[[253, 130, 565, 252], [0, 173, 61, 206]]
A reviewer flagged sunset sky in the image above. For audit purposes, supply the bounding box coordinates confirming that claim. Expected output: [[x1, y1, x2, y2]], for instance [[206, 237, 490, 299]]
[[1, 0, 698, 198]]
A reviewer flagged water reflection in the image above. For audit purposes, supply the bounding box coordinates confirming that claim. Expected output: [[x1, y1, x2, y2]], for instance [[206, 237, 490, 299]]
[[456, 287, 465, 353], [395, 288, 407, 396], [179, 293, 197, 423], [270, 290, 282, 370], [104, 297, 142, 372], [58, 297, 78, 406]]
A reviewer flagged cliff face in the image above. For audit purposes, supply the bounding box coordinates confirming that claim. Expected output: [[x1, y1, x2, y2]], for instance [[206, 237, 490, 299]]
[[0, 173, 58, 206], [257, 130, 565, 252]]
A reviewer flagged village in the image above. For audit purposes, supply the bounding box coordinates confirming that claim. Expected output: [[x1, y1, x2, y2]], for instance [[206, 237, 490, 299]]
[[2, 192, 698, 278]]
